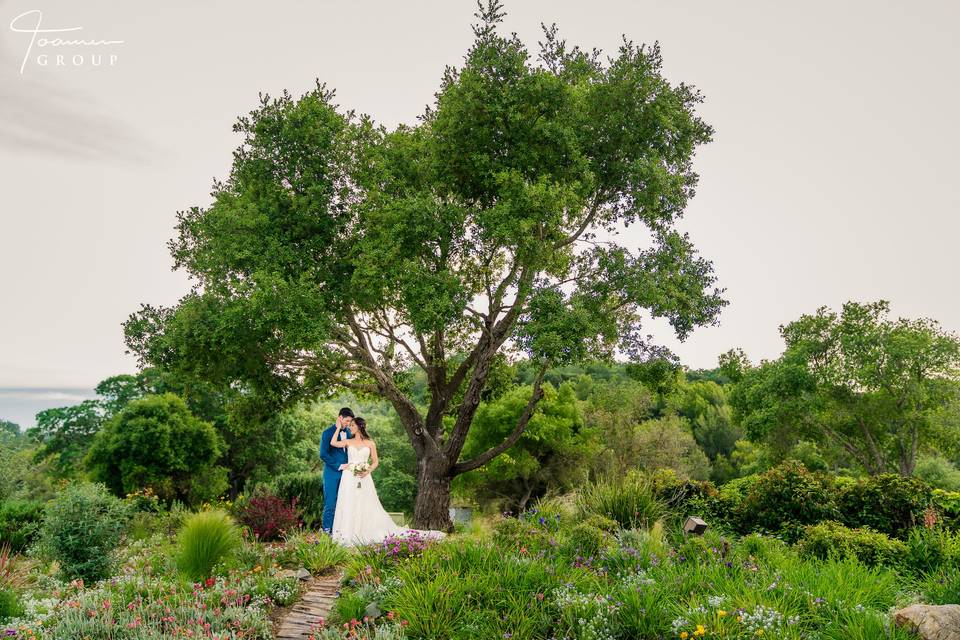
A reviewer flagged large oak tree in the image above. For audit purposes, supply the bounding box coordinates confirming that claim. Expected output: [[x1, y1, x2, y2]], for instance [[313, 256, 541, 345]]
[[124, 2, 725, 528]]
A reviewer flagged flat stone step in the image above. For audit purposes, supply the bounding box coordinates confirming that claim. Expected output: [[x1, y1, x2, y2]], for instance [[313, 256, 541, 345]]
[[274, 573, 342, 639]]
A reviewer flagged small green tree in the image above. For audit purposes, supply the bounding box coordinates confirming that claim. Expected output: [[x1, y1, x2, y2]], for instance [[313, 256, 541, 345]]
[[86, 393, 227, 504]]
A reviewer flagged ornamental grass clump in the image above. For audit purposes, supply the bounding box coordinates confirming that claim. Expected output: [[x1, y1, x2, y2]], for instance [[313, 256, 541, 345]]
[[288, 530, 350, 575], [576, 475, 664, 529], [175, 509, 240, 581]]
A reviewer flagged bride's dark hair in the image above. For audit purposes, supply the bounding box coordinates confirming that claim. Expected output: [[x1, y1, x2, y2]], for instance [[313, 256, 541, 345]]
[[353, 416, 371, 440]]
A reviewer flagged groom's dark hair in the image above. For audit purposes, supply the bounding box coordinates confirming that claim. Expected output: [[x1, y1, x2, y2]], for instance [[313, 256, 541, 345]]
[[338, 407, 355, 418]]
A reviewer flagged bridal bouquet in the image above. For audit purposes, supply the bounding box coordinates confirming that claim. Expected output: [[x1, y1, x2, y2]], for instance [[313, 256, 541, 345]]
[[349, 462, 371, 488]]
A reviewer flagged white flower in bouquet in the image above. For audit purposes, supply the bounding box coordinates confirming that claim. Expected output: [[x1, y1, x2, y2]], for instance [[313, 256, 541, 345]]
[[349, 462, 371, 487]]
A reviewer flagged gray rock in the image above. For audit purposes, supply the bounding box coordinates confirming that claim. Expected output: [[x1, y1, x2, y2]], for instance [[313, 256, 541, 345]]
[[364, 602, 381, 619], [296, 568, 312, 581], [894, 604, 960, 640]]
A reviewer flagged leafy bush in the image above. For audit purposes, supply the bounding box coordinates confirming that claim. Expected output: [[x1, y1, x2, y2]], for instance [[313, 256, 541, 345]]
[[0, 499, 45, 552], [235, 489, 301, 541], [576, 475, 664, 529], [271, 472, 324, 527], [931, 489, 960, 529], [175, 509, 240, 581], [0, 587, 22, 621], [837, 473, 930, 538], [686, 473, 757, 533], [648, 467, 719, 514], [491, 515, 550, 551], [796, 521, 906, 567], [40, 482, 128, 582], [85, 393, 227, 506], [565, 521, 614, 557], [902, 527, 960, 576], [741, 461, 838, 542]]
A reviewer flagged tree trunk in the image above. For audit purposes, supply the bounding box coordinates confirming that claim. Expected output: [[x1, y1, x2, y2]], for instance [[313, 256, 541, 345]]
[[412, 455, 454, 531]]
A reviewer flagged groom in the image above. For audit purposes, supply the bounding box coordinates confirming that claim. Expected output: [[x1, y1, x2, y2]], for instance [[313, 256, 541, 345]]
[[319, 407, 355, 534]]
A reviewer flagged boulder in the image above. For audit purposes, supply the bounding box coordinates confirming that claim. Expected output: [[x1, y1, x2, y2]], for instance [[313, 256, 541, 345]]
[[894, 604, 960, 640], [276, 567, 312, 581]]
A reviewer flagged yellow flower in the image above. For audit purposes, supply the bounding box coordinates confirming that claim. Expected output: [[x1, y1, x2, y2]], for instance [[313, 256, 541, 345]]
[[680, 633, 689, 639], [718, 610, 727, 617], [695, 625, 706, 637]]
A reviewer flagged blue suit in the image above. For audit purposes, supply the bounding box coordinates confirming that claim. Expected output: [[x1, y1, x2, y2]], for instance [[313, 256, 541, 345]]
[[320, 424, 351, 532]]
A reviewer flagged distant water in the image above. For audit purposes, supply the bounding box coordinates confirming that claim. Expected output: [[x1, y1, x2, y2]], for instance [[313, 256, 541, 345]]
[[0, 388, 98, 431]]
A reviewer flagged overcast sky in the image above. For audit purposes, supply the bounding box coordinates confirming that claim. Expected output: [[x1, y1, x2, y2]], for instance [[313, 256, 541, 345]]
[[1, 0, 958, 391]]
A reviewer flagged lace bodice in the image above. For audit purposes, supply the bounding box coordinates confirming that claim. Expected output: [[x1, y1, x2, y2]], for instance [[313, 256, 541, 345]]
[[347, 444, 370, 464]]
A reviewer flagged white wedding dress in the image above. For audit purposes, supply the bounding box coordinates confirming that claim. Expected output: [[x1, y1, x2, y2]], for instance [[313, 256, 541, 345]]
[[331, 444, 447, 547]]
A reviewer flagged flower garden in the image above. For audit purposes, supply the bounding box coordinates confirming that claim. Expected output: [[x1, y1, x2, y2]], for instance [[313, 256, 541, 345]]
[[2, 461, 959, 639]]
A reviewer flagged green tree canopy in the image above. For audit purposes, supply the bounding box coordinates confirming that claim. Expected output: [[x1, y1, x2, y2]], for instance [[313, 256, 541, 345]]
[[124, 2, 724, 527], [86, 393, 227, 504], [730, 301, 960, 476]]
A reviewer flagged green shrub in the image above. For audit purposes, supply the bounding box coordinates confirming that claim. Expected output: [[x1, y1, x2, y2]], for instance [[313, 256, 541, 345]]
[[796, 521, 906, 567], [649, 468, 718, 512], [616, 521, 668, 558], [565, 522, 614, 557], [0, 587, 23, 621], [576, 475, 664, 529], [175, 509, 240, 581], [837, 474, 931, 538], [741, 460, 838, 542], [271, 472, 324, 527], [40, 482, 128, 582], [85, 393, 226, 506], [931, 489, 960, 529], [579, 514, 619, 533], [902, 527, 960, 576], [491, 516, 550, 551], [0, 499, 45, 552], [686, 473, 760, 534], [527, 495, 575, 529]]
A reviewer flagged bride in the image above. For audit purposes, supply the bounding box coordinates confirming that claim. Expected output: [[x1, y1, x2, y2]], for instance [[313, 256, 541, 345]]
[[329, 416, 447, 546]]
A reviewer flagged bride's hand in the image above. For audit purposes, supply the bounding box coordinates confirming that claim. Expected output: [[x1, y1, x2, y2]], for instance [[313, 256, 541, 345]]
[[338, 463, 349, 471]]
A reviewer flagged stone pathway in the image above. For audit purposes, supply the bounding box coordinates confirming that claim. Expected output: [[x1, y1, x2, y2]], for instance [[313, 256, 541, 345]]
[[275, 573, 341, 640]]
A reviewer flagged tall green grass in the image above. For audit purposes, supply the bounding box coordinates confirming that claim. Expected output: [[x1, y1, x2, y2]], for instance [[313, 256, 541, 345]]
[[175, 509, 240, 581], [287, 531, 350, 575], [575, 475, 665, 528]]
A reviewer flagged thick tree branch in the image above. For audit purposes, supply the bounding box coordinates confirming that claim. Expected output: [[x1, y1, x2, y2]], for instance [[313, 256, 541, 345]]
[[554, 192, 605, 250], [443, 266, 537, 459], [451, 362, 549, 475], [342, 308, 443, 457]]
